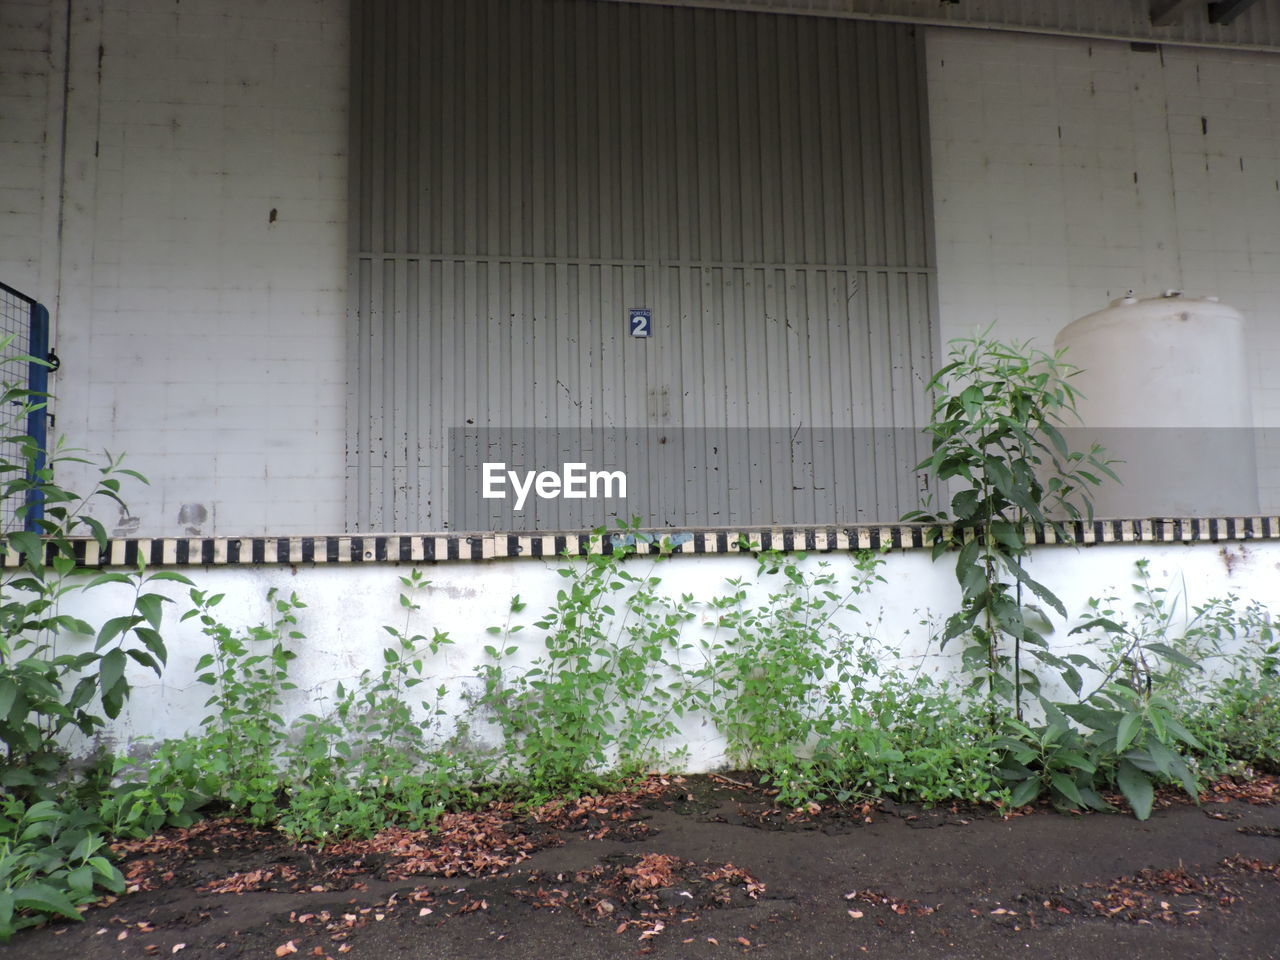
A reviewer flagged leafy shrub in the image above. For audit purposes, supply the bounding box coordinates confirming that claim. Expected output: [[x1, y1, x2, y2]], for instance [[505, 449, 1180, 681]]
[[280, 570, 469, 841], [903, 335, 1280, 818], [0, 797, 122, 936], [1187, 616, 1279, 775], [0, 335, 188, 937], [772, 668, 1008, 808], [473, 529, 695, 800], [180, 586, 302, 823], [903, 333, 1115, 719], [1191, 675, 1280, 775], [120, 572, 469, 843], [689, 549, 881, 768], [95, 737, 213, 839]]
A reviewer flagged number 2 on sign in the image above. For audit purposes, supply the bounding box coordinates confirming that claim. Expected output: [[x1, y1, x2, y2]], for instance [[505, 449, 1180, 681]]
[[629, 309, 652, 338]]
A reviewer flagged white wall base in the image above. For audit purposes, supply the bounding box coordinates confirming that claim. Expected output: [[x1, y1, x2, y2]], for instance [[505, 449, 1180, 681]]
[[54, 539, 1279, 772]]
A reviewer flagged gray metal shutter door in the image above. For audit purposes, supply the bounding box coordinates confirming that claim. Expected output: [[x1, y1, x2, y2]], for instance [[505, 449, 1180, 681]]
[[348, 0, 938, 531]]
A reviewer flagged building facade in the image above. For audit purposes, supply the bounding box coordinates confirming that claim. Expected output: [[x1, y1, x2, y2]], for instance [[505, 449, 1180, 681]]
[[4, 0, 1280, 536]]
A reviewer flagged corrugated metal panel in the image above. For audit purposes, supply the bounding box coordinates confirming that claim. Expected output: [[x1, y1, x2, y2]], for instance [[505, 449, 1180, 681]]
[[348, 0, 938, 532], [600, 0, 1280, 51]]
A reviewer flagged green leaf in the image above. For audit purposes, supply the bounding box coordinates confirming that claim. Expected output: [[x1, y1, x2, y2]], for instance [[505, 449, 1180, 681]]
[[1116, 712, 1143, 754], [145, 570, 195, 584], [134, 593, 167, 631], [66, 865, 94, 896], [1053, 750, 1096, 774], [13, 882, 84, 920], [1122, 748, 1161, 774], [96, 615, 140, 651], [1069, 616, 1128, 637], [989, 521, 1025, 553], [1058, 702, 1120, 733], [1042, 422, 1070, 459], [81, 515, 109, 549], [1161, 714, 1203, 752], [1050, 771, 1085, 809], [1009, 777, 1041, 808], [1145, 642, 1200, 671], [1001, 560, 1067, 618], [85, 572, 137, 589], [134, 628, 168, 670], [1060, 664, 1083, 696], [6, 531, 43, 561], [99, 648, 127, 697], [57, 616, 96, 636], [1167, 753, 1200, 800], [1147, 738, 1179, 778], [1116, 759, 1155, 820]]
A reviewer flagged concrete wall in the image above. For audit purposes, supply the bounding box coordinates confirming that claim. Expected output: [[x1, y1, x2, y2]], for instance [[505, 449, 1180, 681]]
[[0, 0, 59, 288], [63, 538, 1279, 770], [1, 0, 349, 536], [926, 28, 1280, 510], [5, 5, 1280, 534]]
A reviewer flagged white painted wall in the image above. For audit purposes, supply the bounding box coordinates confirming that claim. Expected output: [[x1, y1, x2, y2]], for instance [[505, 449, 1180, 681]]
[[6, 7, 1280, 535], [926, 28, 1280, 510], [61, 540, 1279, 770], [1, 0, 349, 537], [0, 0, 59, 288]]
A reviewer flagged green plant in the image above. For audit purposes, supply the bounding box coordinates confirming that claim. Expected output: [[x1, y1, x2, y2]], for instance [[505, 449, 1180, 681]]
[[0, 424, 191, 795], [473, 526, 694, 799], [0, 338, 192, 936], [280, 570, 463, 841], [0, 797, 123, 939], [904, 333, 1116, 722], [772, 664, 1008, 809], [995, 707, 1106, 813], [690, 548, 883, 769], [182, 587, 303, 823], [95, 738, 214, 839], [1191, 674, 1280, 775], [681, 546, 1009, 810], [996, 561, 1275, 819], [1093, 567, 1280, 777]]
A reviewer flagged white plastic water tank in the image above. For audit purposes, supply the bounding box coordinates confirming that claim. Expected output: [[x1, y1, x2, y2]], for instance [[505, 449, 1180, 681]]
[[1053, 291, 1258, 518]]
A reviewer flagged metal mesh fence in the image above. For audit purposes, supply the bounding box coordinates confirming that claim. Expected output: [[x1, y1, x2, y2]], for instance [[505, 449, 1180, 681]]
[[0, 283, 47, 534]]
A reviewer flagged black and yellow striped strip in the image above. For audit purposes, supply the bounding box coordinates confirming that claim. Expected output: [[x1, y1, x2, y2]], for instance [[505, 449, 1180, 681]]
[[2, 517, 1277, 568]]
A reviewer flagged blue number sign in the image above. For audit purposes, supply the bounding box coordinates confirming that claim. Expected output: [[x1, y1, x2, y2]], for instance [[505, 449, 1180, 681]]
[[629, 308, 652, 338]]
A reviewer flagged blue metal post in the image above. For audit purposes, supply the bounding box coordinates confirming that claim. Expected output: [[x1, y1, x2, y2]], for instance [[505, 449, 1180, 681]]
[[25, 302, 49, 531]]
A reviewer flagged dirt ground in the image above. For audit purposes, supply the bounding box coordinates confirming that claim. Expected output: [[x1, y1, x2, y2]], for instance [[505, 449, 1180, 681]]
[[12, 774, 1280, 960]]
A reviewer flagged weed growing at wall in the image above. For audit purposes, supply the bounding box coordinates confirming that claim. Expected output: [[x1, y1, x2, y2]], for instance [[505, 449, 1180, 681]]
[[280, 570, 471, 841], [772, 667, 1008, 808], [1192, 673, 1280, 775], [473, 530, 696, 800], [689, 550, 881, 767], [470, 538, 1010, 811], [904, 333, 1116, 720], [180, 587, 303, 823], [113, 574, 475, 845], [904, 336, 1279, 819], [685, 546, 1007, 808], [996, 564, 1277, 817], [0, 338, 190, 937]]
